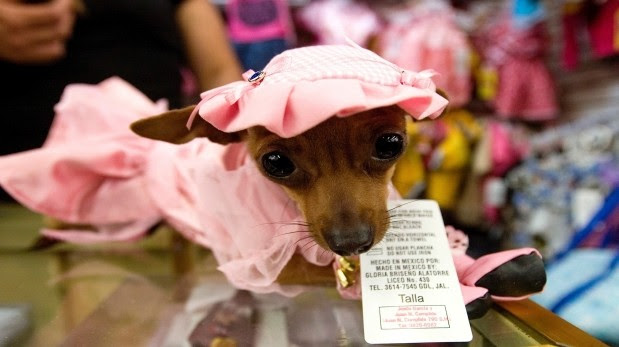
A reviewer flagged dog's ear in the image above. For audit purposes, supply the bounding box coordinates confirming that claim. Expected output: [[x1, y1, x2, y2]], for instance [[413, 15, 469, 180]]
[[130, 106, 244, 145]]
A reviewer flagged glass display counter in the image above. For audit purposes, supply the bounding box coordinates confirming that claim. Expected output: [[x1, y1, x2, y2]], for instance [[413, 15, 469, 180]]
[[0, 204, 608, 346]]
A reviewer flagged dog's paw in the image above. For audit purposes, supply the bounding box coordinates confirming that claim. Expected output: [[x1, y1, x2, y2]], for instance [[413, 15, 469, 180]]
[[475, 252, 547, 297]]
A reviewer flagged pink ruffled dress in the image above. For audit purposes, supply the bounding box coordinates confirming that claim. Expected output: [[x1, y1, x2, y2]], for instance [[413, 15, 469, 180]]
[[477, 18, 557, 121]]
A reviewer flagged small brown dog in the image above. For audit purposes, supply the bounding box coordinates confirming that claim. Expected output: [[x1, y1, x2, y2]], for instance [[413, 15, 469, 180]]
[[131, 105, 409, 285], [127, 44, 450, 288], [13, 44, 448, 289]]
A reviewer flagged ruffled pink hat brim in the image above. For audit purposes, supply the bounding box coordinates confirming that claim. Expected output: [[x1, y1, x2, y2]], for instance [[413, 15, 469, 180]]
[[192, 79, 447, 138], [188, 43, 448, 138]]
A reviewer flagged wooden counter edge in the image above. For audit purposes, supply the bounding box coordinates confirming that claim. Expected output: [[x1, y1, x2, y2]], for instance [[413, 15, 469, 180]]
[[496, 299, 609, 347]]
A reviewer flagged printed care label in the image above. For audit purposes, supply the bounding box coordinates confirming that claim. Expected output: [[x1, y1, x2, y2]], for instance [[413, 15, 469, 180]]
[[360, 200, 472, 344]]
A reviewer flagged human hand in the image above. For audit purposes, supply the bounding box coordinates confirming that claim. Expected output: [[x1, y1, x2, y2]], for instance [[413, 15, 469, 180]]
[[0, 0, 76, 64]]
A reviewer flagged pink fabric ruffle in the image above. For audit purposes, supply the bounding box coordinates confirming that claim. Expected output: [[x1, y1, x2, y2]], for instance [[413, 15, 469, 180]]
[[460, 284, 489, 305], [0, 78, 165, 233]]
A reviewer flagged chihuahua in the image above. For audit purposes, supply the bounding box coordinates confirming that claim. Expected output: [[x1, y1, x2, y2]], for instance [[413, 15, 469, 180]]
[[132, 104, 425, 285], [127, 43, 449, 287]]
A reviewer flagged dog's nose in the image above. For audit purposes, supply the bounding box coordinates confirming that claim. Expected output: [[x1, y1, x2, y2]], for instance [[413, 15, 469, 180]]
[[324, 224, 374, 256]]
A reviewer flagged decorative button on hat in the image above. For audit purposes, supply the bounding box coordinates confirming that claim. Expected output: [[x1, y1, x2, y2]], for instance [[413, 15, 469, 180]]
[[247, 70, 266, 84]]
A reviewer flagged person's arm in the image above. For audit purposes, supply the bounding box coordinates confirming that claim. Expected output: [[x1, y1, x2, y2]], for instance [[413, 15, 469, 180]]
[[175, 0, 243, 90], [0, 0, 76, 64]]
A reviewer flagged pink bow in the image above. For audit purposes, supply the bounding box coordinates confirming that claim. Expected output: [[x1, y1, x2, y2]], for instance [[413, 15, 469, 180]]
[[186, 70, 262, 130], [400, 69, 437, 89]]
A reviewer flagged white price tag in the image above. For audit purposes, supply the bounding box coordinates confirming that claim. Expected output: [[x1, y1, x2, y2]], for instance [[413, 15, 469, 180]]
[[361, 200, 472, 344]]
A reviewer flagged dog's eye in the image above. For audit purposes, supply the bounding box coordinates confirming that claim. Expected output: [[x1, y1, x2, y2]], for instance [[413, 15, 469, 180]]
[[374, 133, 404, 160], [262, 151, 296, 178]]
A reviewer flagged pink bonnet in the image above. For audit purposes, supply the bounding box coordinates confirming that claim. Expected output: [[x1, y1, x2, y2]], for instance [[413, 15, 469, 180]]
[[188, 43, 449, 138]]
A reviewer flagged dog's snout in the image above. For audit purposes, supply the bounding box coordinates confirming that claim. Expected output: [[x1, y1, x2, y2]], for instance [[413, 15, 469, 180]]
[[324, 224, 374, 256]]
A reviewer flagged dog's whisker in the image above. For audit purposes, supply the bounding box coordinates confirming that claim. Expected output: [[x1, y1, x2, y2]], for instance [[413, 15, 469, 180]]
[[296, 235, 314, 241], [386, 200, 419, 213], [273, 223, 310, 232], [274, 220, 312, 225], [318, 247, 332, 262], [306, 243, 323, 256], [302, 240, 320, 252], [299, 239, 316, 251], [382, 208, 412, 219], [273, 230, 312, 238], [383, 213, 403, 220], [381, 215, 404, 221], [283, 222, 312, 226], [386, 212, 405, 218], [377, 218, 408, 230], [385, 219, 407, 224], [292, 235, 315, 247], [256, 221, 313, 231]]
